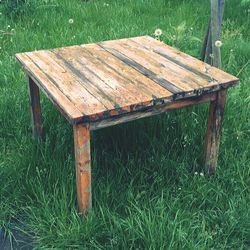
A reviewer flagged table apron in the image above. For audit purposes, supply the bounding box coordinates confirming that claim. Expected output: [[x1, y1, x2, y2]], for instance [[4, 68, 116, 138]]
[[89, 92, 217, 131]]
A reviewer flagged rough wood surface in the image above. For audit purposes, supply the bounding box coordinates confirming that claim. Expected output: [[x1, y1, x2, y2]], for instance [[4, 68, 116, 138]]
[[210, 0, 224, 68], [90, 92, 216, 130], [204, 90, 227, 174], [16, 36, 239, 124], [202, 0, 225, 66], [73, 124, 92, 213], [28, 77, 43, 139]]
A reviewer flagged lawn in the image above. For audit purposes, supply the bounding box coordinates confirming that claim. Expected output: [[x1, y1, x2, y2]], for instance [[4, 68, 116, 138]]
[[0, 0, 249, 249]]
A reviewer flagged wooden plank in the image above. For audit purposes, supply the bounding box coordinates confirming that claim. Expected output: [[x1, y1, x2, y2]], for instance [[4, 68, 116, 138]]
[[117, 38, 210, 90], [49, 47, 164, 119], [28, 77, 43, 139], [81, 43, 173, 99], [73, 123, 92, 213], [104, 39, 196, 92], [50, 46, 152, 107], [16, 53, 84, 123], [26, 51, 112, 113], [204, 90, 227, 174], [130, 37, 213, 83], [98, 42, 184, 94], [90, 92, 216, 130], [134, 36, 239, 86]]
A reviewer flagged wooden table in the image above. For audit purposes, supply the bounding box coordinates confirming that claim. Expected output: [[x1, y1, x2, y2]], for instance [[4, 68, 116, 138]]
[[16, 36, 239, 213]]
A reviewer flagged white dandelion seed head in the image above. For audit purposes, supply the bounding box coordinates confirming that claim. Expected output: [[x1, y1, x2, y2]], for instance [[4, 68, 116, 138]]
[[68, 18, 74, 24], [194, 172, 198, 175], [215, 40, 223, 48], [7, 25, 10, 28], [178, 187, 182, 190], [200, 172, 204, 177], [154, 28, 163, 37], [104, 3, 109, 6]]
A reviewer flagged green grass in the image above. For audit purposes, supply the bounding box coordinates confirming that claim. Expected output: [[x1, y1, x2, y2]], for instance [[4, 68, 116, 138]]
[[0, 0, 250, 248]]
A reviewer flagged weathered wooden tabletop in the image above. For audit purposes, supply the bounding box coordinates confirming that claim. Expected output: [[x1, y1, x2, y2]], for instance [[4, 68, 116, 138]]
[[16, 36, 239, 125]]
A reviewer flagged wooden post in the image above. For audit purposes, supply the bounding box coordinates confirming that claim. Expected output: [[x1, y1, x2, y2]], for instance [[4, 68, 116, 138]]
[[204, 90, 227, 175], [28, 77, 43, 139], [201, 19, 212, 64], [201, 0, 224, 65], [73, 123, 92, 214], [204, 0, 226, 174]]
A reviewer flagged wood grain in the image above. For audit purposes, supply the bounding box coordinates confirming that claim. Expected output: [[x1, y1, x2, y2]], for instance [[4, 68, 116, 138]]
[[204, 90, 227, 174], [134, 36, 238, 85], [73, 123, 92, 213], [16, 36, 239, 124], [16, 53, 84, 123], [80, 43, 172, 99], [210, 0, 225, 68], [90, 92, 216, 130]]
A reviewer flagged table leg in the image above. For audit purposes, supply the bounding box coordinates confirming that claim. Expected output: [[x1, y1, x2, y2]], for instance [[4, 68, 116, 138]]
[[73, 123, 92, 214], [204, 90, 227, 175], [28, 77, 43, 139]]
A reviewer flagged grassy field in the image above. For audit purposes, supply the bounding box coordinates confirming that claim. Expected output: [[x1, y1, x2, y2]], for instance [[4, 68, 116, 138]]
[[0, 0, 249, 249]]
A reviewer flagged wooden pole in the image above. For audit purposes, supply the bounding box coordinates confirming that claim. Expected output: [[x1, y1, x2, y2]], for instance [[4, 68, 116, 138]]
[[204, 0, 227, 175], [201, 0, 225, 66]]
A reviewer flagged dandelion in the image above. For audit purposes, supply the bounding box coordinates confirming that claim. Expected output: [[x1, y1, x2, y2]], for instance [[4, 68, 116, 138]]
[[7, 25, 10, 29], [104, 3, 109, 6], [215, 40, 223, 48], [194, 171, 198, 175], [68, 18, 74, 24], [200, 172, 204, 177], [178, 187, 182, 190], [154, 28, 162, 37], [154, 29, 163, 41]]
